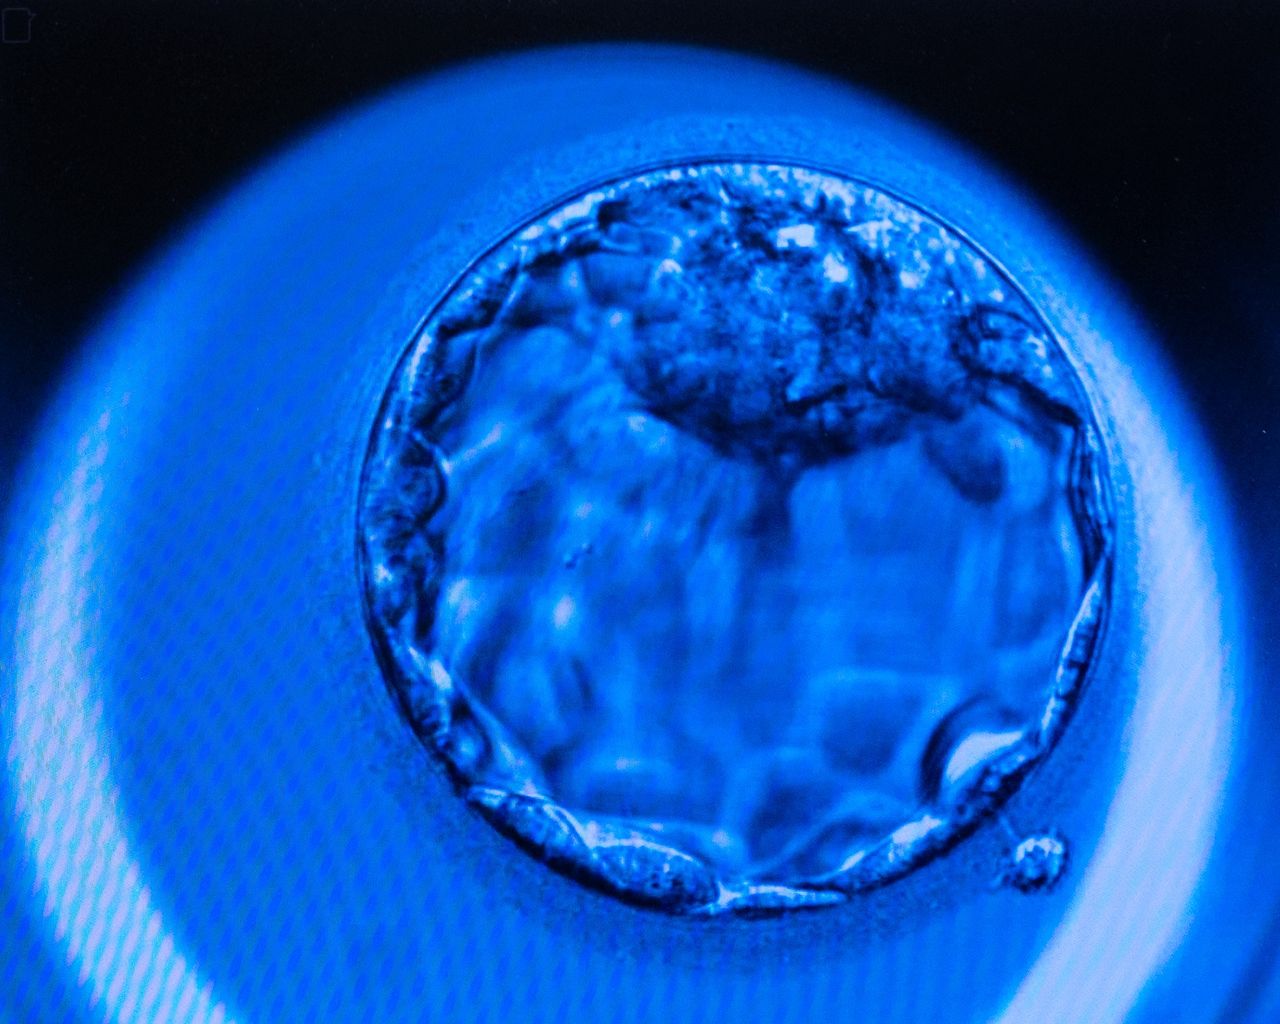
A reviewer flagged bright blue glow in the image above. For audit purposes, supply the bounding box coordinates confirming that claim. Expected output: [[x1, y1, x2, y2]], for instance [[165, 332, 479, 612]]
[[996, 331, 1233, 1022], [0, 43, 1249, 1024], [8, 393, 236, 1024]]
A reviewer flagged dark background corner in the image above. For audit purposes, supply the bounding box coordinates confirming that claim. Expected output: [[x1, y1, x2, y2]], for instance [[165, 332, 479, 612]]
[[1, 0, 1278, 492]]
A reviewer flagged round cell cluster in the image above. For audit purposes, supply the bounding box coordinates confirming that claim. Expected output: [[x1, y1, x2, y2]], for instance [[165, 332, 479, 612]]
[[1002, 833, 1069, 893], [359, 163, 1112, 915]]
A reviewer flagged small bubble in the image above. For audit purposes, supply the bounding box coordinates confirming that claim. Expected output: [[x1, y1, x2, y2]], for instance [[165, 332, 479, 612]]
[[1001, 832, 1068, 893]]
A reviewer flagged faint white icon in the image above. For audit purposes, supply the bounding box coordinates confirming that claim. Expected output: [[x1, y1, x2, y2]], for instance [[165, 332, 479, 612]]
[[2, 6, 34, 43]]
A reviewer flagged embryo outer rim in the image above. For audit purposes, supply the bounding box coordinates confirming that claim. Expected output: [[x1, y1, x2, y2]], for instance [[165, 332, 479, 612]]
[[357, 156, 1117, 917]]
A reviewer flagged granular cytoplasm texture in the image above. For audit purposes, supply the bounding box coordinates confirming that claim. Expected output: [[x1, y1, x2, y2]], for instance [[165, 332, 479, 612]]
[[359, 163, 1112, 915]]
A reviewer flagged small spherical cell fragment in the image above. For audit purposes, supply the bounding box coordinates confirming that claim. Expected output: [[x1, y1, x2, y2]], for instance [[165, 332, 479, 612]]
[[1002, 833, 1069, 893]]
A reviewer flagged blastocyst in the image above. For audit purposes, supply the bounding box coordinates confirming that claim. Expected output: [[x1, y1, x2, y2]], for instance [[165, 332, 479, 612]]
[[359, 164, 1111, 915]]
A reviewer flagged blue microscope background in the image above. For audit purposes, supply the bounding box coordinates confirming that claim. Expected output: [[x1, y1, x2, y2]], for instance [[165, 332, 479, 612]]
[[1, 6, 1278, 1024]]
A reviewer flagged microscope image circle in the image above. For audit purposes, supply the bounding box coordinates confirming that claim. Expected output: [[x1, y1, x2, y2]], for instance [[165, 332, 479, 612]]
[[359, 162, 1112, 916]]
